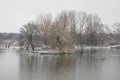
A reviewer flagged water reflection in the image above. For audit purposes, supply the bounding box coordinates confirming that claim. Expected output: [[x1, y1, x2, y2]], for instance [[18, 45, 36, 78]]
[[0, 49, 120, 80], [19, 55, 76, 80], [19, 49, 120, 80]]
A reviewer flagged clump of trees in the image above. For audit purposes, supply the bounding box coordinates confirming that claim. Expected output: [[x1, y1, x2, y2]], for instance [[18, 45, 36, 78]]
[[19, 10, 114, 53], [0, 33, 19, 47]]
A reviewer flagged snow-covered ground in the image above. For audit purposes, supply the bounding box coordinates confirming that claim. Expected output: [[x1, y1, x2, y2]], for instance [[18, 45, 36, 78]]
[[0, 45, 120, 55], [74, 45, 111, 50]]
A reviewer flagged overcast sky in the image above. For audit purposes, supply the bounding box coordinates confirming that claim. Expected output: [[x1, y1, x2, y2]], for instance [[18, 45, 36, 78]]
[[0, 0, 119, 33]]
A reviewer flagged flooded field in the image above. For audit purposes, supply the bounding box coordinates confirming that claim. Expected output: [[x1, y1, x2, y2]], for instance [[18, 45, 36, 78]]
[[0, 49, 120, 80]]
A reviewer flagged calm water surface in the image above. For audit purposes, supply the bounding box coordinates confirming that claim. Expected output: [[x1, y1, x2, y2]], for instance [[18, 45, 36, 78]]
[[0, 49, 120, 80]]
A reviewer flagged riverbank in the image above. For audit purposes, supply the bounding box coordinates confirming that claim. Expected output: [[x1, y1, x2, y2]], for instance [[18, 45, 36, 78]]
[[1, 45, 120, 55]]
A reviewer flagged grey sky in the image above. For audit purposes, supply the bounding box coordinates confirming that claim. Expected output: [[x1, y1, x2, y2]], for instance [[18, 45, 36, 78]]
[[0, 0, 119, 33]]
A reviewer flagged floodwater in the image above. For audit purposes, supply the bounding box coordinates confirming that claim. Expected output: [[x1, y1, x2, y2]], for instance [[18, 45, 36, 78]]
[[0, 49, 120, 80]]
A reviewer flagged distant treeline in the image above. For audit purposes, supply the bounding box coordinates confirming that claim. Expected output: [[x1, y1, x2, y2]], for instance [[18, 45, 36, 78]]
[[0, 33, 19, 40], [0, 33, 19, 47]]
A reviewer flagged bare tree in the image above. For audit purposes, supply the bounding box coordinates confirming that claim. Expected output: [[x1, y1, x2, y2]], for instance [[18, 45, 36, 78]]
[[20, 22, 38, 52], [37, 14, 52, 45], [56, 11, 69, 30], [113, 23, 120, 33], [112, 23, 120, 44], [77, 11, 87, 45], [48, 19, 73, 52], [84, 14, 104, 46], [68, 11, 78, 44]]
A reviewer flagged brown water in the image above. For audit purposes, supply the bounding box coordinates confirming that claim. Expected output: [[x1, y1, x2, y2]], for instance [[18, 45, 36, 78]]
[[0, 49, 120, 80]]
